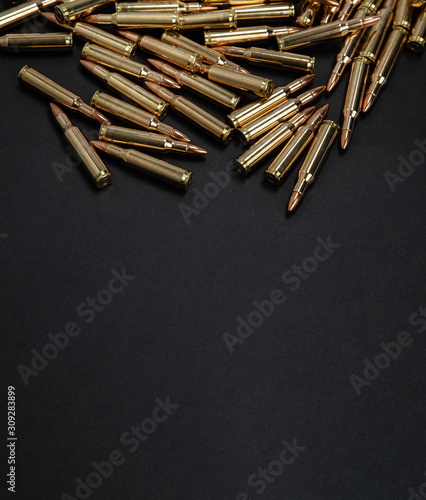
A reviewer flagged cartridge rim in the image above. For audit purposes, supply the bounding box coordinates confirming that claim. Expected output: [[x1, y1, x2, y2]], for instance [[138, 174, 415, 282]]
[[321, 119, 340, 131], [54, 5, 68, 24], [234, 158, 249, 175], [91, 90, 102, 106], [220, 126, 234, 144], [17, 64, 30, 81], [307, 56, 315, 72], [263, 170, 281, 185], [229, 95, 240, 110], [125, 42, 137, 59], [204, 32, 212, 45], [260, 79, 274, 98], [99, 124, 108, 140], [182, 171, 193, 190], [81, 41, 90, 58], [95, 170, 113, 188], [156, 101, 169, 120], [228, 9, 237, 28], [407, 36, 425, 53]]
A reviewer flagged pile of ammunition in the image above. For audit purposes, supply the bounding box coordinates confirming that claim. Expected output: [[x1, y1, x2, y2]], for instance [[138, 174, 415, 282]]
[[1, 0, 424, 210]]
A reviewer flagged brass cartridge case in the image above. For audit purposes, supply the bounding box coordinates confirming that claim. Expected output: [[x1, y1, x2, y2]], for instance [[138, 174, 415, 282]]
[[199, 63, 273, 97], [364, 26, 408, 106], [393, 0, 413, 30], [277, 15, 381, 50], [73, 22, 136, 57], [116, 1, 212, 12], [359, 0, 395, 61], [179, 9, 236, 29], [91, 91, 162, 130], [407, 4, 426, 52], [328, 0, 379, 83], [88, 11, 181, 28], [55, 0, 112, 23], [93, 142, 193, 190], [161, 30, 245, 71], [51, 104, 112, 188], [342, 55, 369, 140], [320, 0, 342, 24], [205, 25, 301, 46], [82, 43, 167, 83], [233, 3, 295, 21], [227, 74, 315, 129], [81, 62, 168, 118], [18, 65, 110, 124], [0, 32, 73, 50], [130, 34, 202, 72], [148, 59, 240, 109], [338, 0, 361, 20], [215, 45, 315, 72], [204, 0, 289, 4], [238, 86, 325, 144], [234, 107, 314, 175], [290, 120, 339, 205], [264, 105, 328, 184], [99, 124, 191, 152], [145, 83, 234, 143], [296, 0, 321, 27], [0, 0, 58, 32]]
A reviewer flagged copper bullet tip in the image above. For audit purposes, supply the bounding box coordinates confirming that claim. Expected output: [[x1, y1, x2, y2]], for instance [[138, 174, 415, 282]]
[[362, 15, 381, 27], [301, 106, 316, 119], [171, 128, 190, 142], [187, 144, 207, 155], [200, 6, 217, 11], [317, 103, 330, 116], [80, 59, 96, 72], [161, 75, 180, 89], [50, 102, 63, 117], [147, 58, 165, 71], [116, 30, 139, 43], [288, 191, 303, 212], [93, 109, 111, 125], [213, 46, 229, 54], [91, 141, 108, 152], [362, 93, 376, 112], [340, 129, 352, 149], [327, 72, 340, 92], [84, 15, 97, 23], [301, 73, 316, 85], [41, 12, 56, 22], [145, 81, 162, 94], [311, 85, 326, 99]]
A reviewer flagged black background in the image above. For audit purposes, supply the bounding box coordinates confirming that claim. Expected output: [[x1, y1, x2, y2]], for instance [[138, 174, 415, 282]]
[[1, 2, 426, 499]]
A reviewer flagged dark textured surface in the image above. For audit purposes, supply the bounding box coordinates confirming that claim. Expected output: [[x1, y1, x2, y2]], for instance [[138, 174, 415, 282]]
[[1, 4, 426, 500]]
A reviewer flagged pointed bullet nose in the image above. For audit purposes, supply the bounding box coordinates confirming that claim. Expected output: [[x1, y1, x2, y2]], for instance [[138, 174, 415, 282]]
[[362, 92, 376, 112], [162, 76, 180, 89], [301, 106, 316, 119], [327, 72, 340, 92], [288, 191, 303, 212], [116, 29, 130, 38], [93, 110, 111, 125], [340, 129, 352, 149], [84, 15, 97, 23], [213, 46, 229, 54], [187, 144, 208, 155], [301, 74, 316, 85], [171, 129, 190, 142], [80, 59, 95, 72], [91, 141, 108, 152], [148, 58, 163, 71], [145, 81, 161, 94], [50, 102, 62, 117], [41, 12, 56, 22], [363, 15, 381, 27]]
